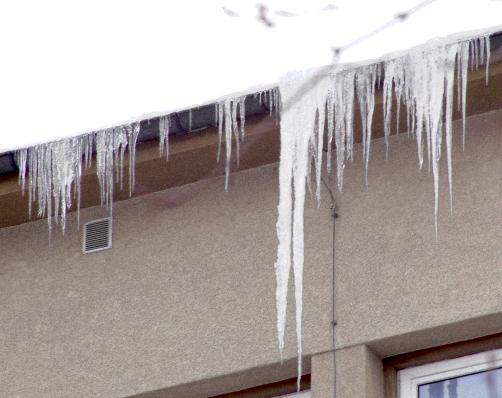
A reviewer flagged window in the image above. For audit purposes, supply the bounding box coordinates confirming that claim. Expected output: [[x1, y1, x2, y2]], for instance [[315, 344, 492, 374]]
[[398, 348, 502, 398]]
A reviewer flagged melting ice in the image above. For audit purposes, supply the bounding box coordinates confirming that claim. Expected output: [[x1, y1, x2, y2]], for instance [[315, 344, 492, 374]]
[[275, 33, 491, 389]]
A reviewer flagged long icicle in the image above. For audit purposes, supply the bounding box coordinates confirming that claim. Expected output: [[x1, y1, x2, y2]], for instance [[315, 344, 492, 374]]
[[277, 67, 330, 391], [159, 115, 170, 160], [275, 32, 493, 388]]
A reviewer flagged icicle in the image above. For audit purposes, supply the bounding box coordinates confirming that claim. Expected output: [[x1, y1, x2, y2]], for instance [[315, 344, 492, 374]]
[[473, 38, 479, 70], [217, 102, 224, 163], [356, 65, 377, 185], [445, 45, 457, 213], [113, 127, 128, 191], [239, 97, 246, 138], [458, 42, 469, 150], [75, 138, 83, 228], [95, 129, 115, 211], [382, 61, 395, 159], [485, 35, 491, 85], [326, 89, 335, 173], [268, 89, 274, 116], [394, 63, 404, 136], [224, 100, 233, 191], [479, 37, 485, 72], [275, 32, 493, 386], [332, 69, 355, 190], [15, 149, 28, 192], [128, 123, 140, 197], [159, 115, 170, 160], [17, 121, 141, 234], [94, 124, 140, 213], [84, 134, 93, 169], [315, 104, 326, 203], [277, 67, 330, 390], [216, 96, 248, 190], [21, 136, 86, 234], [231, 100, 240, 168]]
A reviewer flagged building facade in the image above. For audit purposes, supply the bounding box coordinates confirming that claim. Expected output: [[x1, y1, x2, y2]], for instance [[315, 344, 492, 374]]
[[1, 37, 502, 398]]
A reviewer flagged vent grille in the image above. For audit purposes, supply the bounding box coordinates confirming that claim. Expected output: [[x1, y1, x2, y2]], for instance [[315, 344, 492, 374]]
[[83, 218, 112, 254]]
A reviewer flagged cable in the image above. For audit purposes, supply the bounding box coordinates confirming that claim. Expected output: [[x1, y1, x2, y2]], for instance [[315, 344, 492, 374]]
[[280, 0, 438, 114], [336, 0, 438, 55], [321, 175, 337, 398]]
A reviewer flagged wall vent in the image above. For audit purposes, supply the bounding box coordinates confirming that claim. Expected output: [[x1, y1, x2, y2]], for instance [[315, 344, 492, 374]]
[[82, 218, 112, 254]]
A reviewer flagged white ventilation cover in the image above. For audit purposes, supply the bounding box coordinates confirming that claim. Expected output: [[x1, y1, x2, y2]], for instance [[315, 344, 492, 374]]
[[82, 218, 112, 254]]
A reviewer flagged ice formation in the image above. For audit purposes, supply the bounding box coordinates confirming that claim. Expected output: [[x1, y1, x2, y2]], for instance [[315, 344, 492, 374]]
[[215, 88, 279, 190], [159, 115, 170, 160], [15, 124, 140, 234], [275, 33, 491, 389], [13, 87, 281, 233], [215, 97, 245, 190]]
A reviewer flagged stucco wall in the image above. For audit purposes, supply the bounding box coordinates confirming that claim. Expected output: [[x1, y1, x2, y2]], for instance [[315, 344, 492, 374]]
[[1, 108, 502, 397], [334, 108, 502, 357], [0, 159, 334, 397]]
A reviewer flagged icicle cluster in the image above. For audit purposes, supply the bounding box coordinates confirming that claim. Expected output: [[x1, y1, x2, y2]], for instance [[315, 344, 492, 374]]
[[12, 85, 281, 233], [275, 33, 491, 389], [215, 97, 245, 190], [214, 87, 280, 190], [277, 68, 330, 391], [159, 115, 170, 160], [15, 123, 140, 234]]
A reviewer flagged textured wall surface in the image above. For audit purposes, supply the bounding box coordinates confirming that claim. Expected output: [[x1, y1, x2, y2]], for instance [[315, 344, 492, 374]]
[[0, 161, 333, 397], [1, 108, 502, 397], [335, 108, 502, 356]]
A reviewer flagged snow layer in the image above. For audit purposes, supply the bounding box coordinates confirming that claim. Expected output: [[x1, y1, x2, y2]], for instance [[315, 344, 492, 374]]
[[275, 29, 494, 389], [2, 1, 502, 154]]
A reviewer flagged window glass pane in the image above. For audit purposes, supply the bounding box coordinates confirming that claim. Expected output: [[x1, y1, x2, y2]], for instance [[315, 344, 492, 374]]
[[418, 367, 502, 398]]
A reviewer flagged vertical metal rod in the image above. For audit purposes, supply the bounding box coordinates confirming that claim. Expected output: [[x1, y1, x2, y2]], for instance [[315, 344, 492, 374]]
[[321, 176, 337, 398]]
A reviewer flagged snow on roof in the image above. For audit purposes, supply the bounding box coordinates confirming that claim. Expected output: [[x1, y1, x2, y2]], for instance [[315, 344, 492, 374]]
[[1, 0, 502, 153]]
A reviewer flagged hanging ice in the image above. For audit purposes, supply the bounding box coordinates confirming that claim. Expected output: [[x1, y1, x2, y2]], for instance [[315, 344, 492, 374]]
[[13, 85, 280, 232], [215, 88, 279, 190], [15, 123, 141, 233], [159, 115, 170, 160], [275, 32, 492, 389], [276, 67, 330, 391]]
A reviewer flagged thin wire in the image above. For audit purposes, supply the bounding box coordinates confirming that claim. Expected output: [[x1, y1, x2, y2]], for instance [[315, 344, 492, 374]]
[[280, 0, 438, 115], [321, 175, 337, 398], [333, 0, 437, 59], [225, 0, 438, 116], [338, 0, 437, 53], [228, 3, 436, 396]]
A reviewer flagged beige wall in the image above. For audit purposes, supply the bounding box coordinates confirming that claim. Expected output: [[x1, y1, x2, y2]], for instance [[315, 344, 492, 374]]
[[334, 108, 502, 358], [1, 108, 502, 397], [0, 158, 334, 397]]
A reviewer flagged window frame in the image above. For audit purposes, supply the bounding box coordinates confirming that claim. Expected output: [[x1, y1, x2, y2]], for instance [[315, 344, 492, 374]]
[[275, 392, 311, 398], [398, 348, 502, 398]]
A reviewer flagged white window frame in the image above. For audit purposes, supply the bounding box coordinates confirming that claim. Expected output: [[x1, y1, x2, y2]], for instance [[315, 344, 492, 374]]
[[398, 348, 502, 398]]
